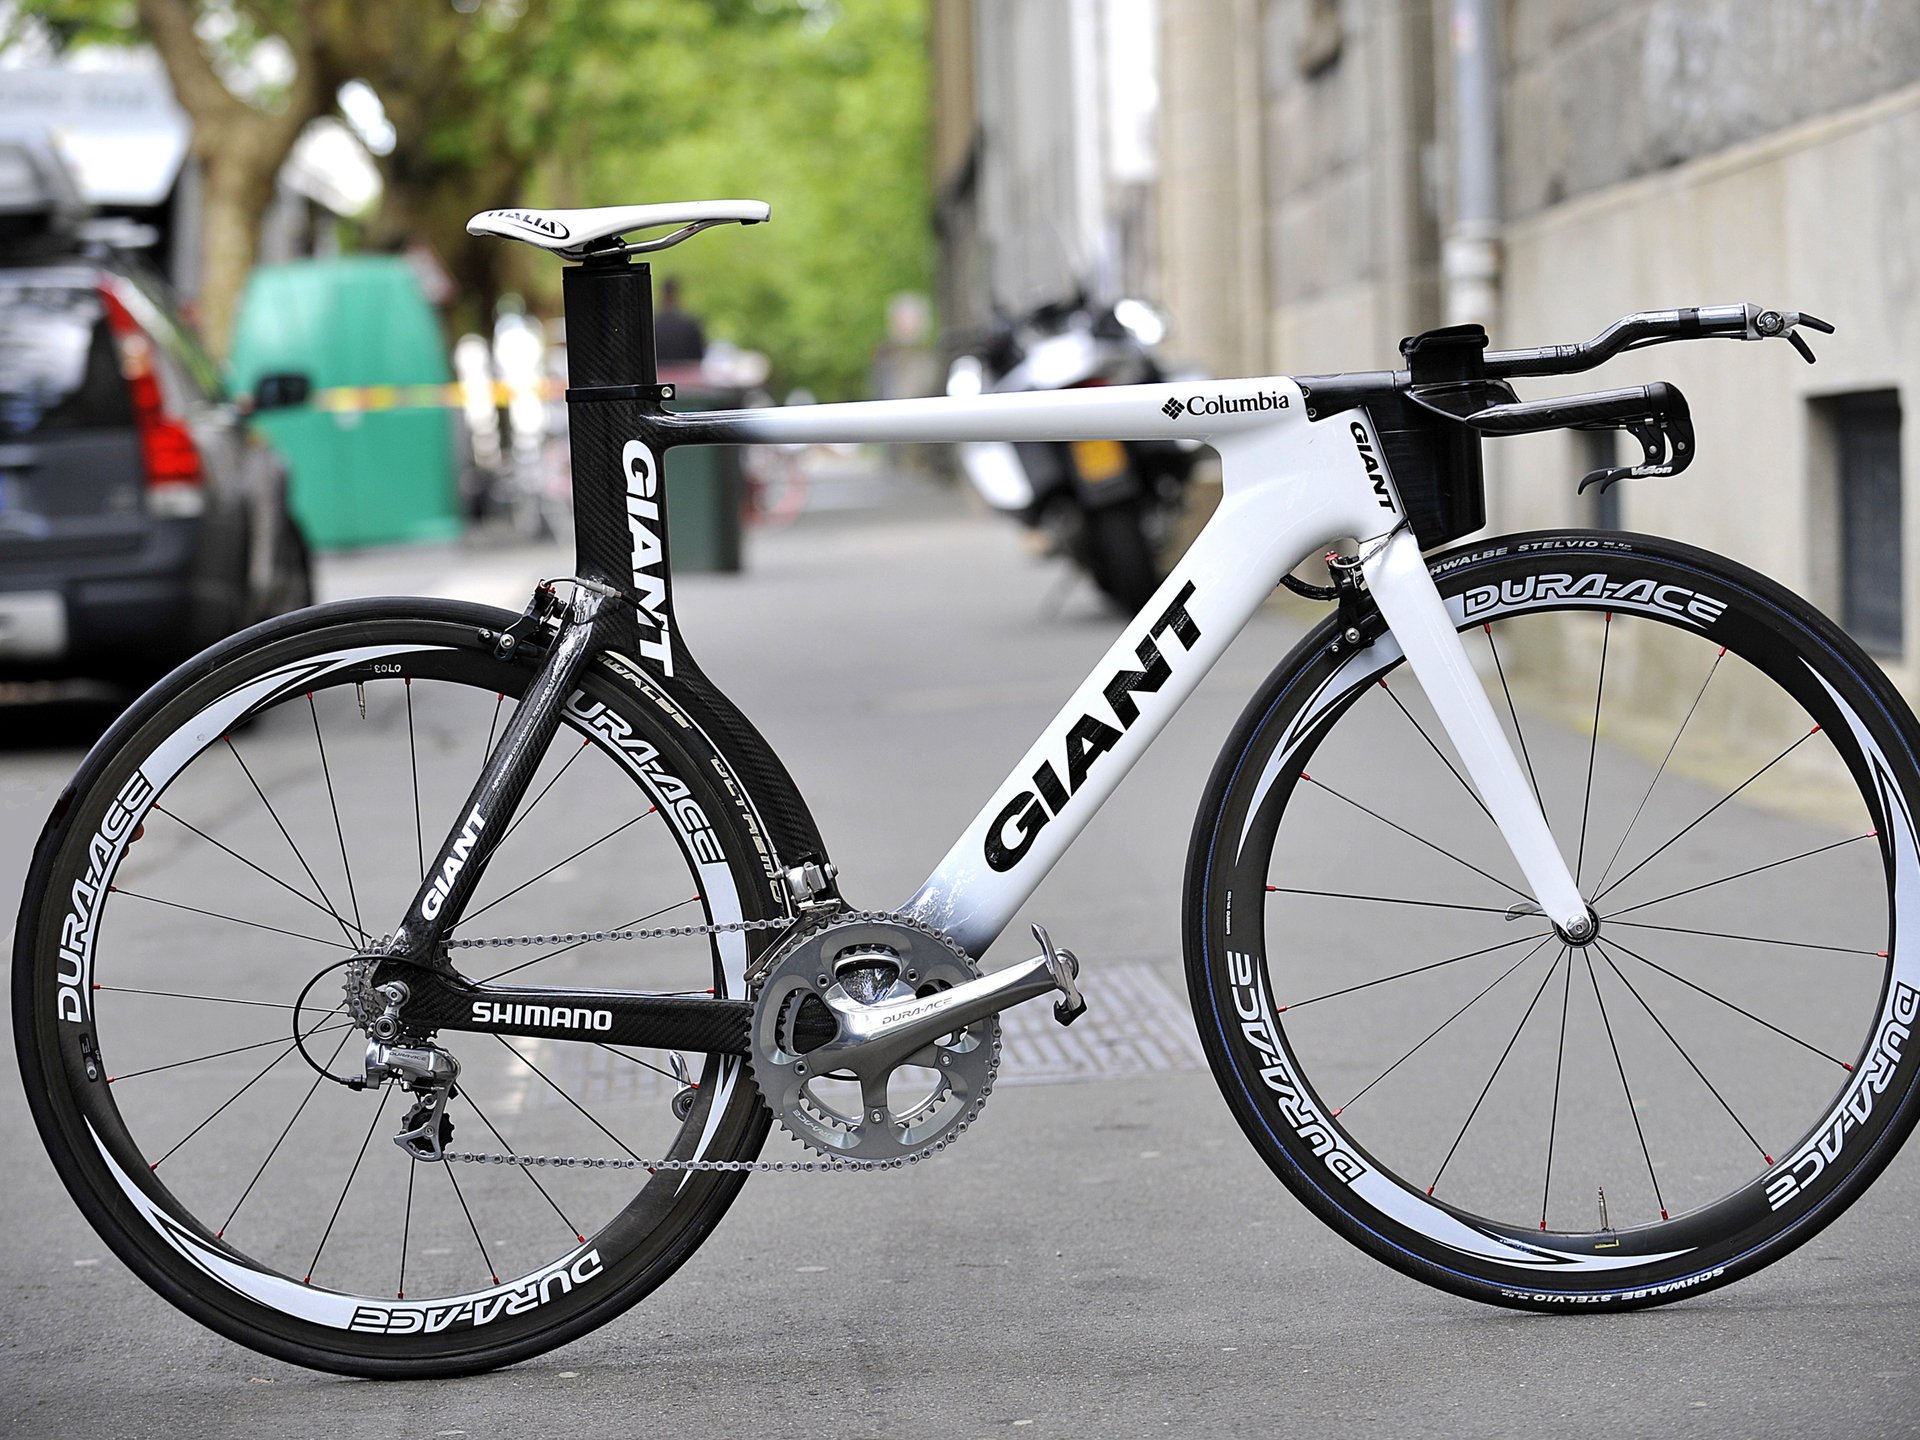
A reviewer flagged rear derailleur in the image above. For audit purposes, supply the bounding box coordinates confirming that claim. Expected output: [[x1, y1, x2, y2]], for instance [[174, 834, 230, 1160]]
[[358, 977, 462, 1161]]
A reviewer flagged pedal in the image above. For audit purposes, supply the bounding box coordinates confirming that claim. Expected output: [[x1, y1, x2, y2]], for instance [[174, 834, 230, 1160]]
[[1030, 923, 1086, 1027]]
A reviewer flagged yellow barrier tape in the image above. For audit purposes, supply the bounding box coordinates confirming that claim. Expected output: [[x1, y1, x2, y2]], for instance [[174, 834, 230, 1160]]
[[310, 378, 565, 413]]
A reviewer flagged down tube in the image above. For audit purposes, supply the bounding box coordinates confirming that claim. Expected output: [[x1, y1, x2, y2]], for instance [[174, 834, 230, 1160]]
[[900, 479, 1370, 959]]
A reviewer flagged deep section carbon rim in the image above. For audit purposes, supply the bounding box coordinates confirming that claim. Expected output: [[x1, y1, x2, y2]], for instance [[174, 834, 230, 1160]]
[[1189, 534, 1920, 1306], [16, 605, 781, 1371]]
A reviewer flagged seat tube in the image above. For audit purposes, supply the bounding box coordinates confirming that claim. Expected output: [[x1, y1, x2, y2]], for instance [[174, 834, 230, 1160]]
[[561, 257, 672, 667], [1360, 527, 1594, 937]]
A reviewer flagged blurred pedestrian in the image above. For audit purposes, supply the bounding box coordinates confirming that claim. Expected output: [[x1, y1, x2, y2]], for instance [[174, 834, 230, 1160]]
[[655, 277, 707, 365]]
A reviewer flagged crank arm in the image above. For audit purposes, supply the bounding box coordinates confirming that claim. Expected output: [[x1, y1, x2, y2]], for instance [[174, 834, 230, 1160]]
[[804, 945, 1080, 1080]]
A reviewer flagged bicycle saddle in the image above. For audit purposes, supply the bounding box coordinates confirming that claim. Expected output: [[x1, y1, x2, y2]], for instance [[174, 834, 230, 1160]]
[[467, 199, 771, 259]]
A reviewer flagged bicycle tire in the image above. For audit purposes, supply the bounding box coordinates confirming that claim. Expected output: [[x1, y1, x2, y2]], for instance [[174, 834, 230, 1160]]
[[15, 597, 791, 1376], [1082, 498, 1161, 613], [1185, 531, 1920, 1310]]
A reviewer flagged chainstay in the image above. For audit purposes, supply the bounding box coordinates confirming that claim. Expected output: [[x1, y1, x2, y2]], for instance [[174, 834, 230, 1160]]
[[439, 908, 987, 1172]]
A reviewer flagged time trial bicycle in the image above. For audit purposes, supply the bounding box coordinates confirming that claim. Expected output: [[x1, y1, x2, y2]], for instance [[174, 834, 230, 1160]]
[[16, 198, 1918, 1375]]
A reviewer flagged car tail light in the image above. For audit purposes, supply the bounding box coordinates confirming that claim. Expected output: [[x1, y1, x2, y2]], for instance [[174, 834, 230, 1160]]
[[99, 283, 205, 515]]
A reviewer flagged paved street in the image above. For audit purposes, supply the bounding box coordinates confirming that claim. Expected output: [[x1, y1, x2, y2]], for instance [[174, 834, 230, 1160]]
[[3, 464, 1916, 1440]]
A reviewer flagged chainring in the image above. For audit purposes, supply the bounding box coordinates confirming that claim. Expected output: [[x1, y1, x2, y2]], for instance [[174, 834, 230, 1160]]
[[749, 914, 998, 1162]]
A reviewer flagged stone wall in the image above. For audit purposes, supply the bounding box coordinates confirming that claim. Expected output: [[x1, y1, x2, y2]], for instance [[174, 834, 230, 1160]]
[[1257, 0, 1440, 372], [1503, 0, 1920, 217]]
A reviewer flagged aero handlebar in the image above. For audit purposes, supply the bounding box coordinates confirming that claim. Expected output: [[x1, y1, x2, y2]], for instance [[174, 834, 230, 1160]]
[[1483, 302, 1834, 378]]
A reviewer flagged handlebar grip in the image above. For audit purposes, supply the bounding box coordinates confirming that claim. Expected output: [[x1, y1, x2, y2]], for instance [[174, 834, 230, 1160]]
[[1464, 383, 1679, 436]]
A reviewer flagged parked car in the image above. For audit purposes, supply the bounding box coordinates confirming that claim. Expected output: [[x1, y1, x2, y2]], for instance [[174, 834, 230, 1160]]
[[0, 132, 312, 688]]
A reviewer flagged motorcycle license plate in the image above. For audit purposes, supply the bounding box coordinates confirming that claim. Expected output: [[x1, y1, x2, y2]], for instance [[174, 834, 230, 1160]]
[[1069, 439, 1129, 484]]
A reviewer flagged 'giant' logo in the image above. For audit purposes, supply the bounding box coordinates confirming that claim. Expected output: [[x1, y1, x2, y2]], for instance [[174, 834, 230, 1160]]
[[622, 440, 675, 676], [984, 582, 1201, 870]]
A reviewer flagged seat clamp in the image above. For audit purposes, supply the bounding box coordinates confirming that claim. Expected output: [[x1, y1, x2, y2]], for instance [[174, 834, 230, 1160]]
[[565, 382, 676, 406]]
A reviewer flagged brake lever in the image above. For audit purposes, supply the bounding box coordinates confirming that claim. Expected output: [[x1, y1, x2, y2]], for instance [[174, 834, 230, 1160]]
[[1576, 393, 1696, 496], [1753, 308, 1834, 364]]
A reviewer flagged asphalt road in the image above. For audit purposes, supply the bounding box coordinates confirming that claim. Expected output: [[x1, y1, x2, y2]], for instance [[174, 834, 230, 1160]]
[[3, 467, 1916, 1439]]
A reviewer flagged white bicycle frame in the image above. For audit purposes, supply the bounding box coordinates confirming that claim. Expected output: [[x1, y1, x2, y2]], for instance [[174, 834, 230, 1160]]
[[731, 376, 1591, 958]]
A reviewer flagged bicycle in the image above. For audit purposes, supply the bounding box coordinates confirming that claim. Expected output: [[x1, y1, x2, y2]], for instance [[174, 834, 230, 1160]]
[[15, 198, 1918, 1377]]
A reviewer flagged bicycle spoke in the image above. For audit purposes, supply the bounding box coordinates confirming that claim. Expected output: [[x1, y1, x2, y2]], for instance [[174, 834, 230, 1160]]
[[594, 1042, 691, 1085], [1594, 726, 1822, 905], [154, 803, 364, 946], [1574, 612, 1612, 885], [1602, 833, 1876, 919], [108, 1017, 352, 1083], [1602, 932, 1857, 1069], [307, 693, 363, 940], [461, 1090, 585, 1244], [398, 1160, 416, 1299], [105, 885, 352, 951], [96, 984, 303, 1013], [444, 1162, 500, 1287], [305, 1083, 393, 1285], [1595, 940, 1773, 1164], [1265, 884, 1521, 920], [495, 737, 593, 850], [1604, 917, 1884, 958], [1376, 676, 1495, 825], [456, 809, 655, 929], [220, 1026, 357, 1236], [483, 692, 505, 766], [1429, 947, 1565, 1198], [1540, 947, 1575, 1229], [224, 735, 361, 948], [1584, 949, 1669, 1220], [1300, 774, 1526, 898], [1335, 935, 1556, 1114], [149, 1048, 300, 1170], [1591, 646, 1725, 895], [1276, 930, 1549, 1011], [1483, 623, 1550, 831], [496, 1036, 644, 1161], [477, 895, 702, 983], [406, 678, 424, 881]]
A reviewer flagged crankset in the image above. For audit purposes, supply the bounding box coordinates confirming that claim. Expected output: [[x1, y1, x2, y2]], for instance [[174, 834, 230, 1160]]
[[749, 913, 1084, 1162]]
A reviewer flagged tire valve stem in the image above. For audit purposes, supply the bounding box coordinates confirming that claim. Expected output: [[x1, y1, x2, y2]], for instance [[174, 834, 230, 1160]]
[[356, 681, 367, 720], [79, 1032, 101, 1084], [1597, 1186, 1611, 1233]]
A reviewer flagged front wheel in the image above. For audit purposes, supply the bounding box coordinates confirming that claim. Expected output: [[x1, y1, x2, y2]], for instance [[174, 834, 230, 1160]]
[[1185, 531, 1920, 1310], [1080, 498, 1161, 612], [14, 598, 788, 1375]]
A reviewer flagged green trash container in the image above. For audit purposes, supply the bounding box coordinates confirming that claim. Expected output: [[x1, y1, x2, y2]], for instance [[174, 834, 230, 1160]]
[[229, 257, 461, 550], [662, 385, 745, 573]]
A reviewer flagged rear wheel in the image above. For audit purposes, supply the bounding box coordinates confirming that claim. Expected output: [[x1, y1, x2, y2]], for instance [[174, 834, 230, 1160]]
[[1186, 532, 1920, 1309], [15, 598, 787, 1374], [1081, 498, 1161, 612]]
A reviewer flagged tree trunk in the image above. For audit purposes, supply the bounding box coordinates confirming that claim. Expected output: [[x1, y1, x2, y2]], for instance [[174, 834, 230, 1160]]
[[193, 146, 282, 361], [136, 0, 322, 360]]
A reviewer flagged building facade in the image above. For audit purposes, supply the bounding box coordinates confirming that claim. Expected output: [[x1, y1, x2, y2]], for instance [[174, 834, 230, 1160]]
[[935, 0, 1920, 700]]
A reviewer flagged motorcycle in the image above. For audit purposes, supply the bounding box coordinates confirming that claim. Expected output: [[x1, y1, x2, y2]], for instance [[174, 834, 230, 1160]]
[[947, 292, 1202, 610]]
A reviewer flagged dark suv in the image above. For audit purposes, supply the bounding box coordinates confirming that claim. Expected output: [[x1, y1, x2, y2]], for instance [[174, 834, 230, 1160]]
[[0, 134, 311, 687]]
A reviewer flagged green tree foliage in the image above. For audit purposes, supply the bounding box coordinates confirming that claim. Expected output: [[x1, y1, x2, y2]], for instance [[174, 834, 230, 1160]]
[[511, 0, 932, 400], [14, 0, 931, 397]]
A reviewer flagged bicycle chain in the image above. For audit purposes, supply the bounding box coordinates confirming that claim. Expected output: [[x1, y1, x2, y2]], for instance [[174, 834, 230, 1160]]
[[441, 916, 795, 950], [438, 908, 989, 1174]]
